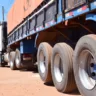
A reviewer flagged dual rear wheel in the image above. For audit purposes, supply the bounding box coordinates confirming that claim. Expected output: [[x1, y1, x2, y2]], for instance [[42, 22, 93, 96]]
[[73, 35, 96, 96], [51, 43, 76, 92], [37, 43, 52, 83], [9, 51, 17, 70], [9, 49, 21, 70], [37, 42, 76, 92], [37, 34, 96, 96], [6, 34, 96, 95]]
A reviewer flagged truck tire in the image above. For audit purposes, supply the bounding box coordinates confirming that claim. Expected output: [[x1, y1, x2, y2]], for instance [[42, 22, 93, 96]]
[[73, 35, 96, 96], [9, 51, 17, 70], [37, 42, 52, 83], [0, 55, 5, 67], [0, 53, 7, 67], [15, 49, 21, 69], [51, 43, 76, 93], [4, 53, 10, 63]]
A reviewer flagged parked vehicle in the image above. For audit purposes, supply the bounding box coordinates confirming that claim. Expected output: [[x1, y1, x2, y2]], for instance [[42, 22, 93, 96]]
[[1, 0, 96, 96]]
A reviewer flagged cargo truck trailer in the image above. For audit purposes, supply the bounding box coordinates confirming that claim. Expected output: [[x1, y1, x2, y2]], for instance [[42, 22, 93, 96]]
[[0, 0, 96, 96]]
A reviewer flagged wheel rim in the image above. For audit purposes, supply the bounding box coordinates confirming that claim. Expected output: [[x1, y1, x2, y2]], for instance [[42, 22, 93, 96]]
[[54, 54, 64, 83], [10, 59, 13, 67], [7, 54, 10, 62], [15, 53, 20, 67], [5, 53, 10, 62], [39, 51, 46, 74], [79, 49, 96, 90]]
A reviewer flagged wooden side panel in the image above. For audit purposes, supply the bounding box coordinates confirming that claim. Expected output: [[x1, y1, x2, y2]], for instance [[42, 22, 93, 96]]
[[7, 0, 43, 34]]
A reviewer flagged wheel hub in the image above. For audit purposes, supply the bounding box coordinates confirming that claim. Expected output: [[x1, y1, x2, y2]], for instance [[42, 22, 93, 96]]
[[16, 56, 19, 65], [39, 51, 46, 74], [54, 54, 64, 83], [10, 60, 13, 67], [90, 63, 96, 78], [79, 50, 96, 90]]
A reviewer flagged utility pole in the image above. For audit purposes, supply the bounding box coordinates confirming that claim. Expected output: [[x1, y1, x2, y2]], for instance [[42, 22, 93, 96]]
[[2, 6, 4, 22]]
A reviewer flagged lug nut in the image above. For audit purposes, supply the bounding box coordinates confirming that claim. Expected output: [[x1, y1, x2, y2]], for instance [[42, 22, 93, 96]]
[[90, 63, 94, 67], [91, 72, 96, 77]]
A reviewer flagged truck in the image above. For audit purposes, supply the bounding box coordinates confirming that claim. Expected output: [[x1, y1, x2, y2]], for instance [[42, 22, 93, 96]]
[[0, 0, 96, 96]]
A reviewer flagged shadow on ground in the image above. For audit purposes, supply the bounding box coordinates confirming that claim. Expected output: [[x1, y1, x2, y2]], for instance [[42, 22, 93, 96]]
[[5, 65, 10, 68], [5, 65, 80, 95], [68, 90, 80, 95], [20, 65, 38, 73], [44, 82, 80, 95]]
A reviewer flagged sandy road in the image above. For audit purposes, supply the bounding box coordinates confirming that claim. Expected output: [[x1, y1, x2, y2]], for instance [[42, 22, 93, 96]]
[[0, 66, 81, 96]]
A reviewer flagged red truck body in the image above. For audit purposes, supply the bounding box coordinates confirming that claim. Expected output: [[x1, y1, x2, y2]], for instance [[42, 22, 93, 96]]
[[7, 0, 43, 34]]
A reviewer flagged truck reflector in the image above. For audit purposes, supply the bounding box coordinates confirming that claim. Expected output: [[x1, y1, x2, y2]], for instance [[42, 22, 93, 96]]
[[77, 5, 87, 12], [45, 20, 55, 27], [65, 12, 73, 18]]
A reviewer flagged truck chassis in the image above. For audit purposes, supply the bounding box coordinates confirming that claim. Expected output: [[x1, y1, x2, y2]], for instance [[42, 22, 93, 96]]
[[0, 0, 96, 96]]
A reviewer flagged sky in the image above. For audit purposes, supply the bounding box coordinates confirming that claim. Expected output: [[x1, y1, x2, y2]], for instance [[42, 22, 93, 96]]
[[0, 0, 14, 21]]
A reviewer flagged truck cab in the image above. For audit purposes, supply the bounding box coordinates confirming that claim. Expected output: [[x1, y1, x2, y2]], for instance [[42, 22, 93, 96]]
[[0, 22, 7, 66]]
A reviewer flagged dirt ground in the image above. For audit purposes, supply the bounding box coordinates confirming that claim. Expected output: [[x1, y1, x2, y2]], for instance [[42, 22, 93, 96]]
[[0, 66, 81, 96]]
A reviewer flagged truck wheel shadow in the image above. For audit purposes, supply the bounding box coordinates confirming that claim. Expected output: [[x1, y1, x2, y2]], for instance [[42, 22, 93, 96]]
[[67, 89, 80, 95], [44, 82, 80, 95], [19, 65, 38, 73]]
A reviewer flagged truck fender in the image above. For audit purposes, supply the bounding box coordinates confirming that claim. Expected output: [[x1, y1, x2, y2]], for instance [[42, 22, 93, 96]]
[[34, 33, 39, 48], [86, 14, 96, 22]]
